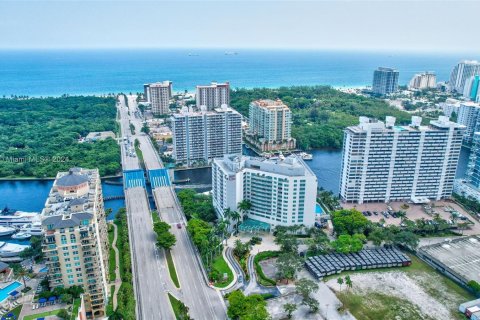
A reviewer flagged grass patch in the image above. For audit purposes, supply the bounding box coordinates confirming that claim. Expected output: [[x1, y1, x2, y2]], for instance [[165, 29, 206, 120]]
[[106, 285, 115, 316], [254, 251, 280, 286], [168, 293, 190, 320], [211, 254, 234, 288], [236, 255, 249, 281], [166, 250, 180, 288], [151, 210, 161, 224], [108, 224, 116, 281], [1, 305, 22, 319], [24, 308, 64, 320], [336, 291, 433, 320], [71, 298, 81, 320]]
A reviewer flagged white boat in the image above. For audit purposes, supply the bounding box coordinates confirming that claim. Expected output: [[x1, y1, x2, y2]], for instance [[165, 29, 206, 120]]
[[0, 211, 40, 227], [19, 221, 43, 237], [11, 232, 32, 240], [299, 152, 313, 160], [0, 226, 16, 237], [0, 241, 30, 257]]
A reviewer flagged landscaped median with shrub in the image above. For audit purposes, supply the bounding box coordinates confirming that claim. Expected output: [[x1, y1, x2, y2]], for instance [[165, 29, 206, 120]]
[[254, 251, 280, 286]]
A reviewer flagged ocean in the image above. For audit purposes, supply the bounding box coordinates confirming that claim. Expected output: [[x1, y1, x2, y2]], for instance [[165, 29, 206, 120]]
[[0, 49, 476, 97]]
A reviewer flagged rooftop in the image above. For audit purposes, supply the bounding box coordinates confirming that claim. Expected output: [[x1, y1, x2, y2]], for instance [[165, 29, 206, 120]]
[[347, 116, 465, 134], [419, 235, 480, 283], [42, 168, 100, 218], [42, 212, 93, 229], [250, 99, 289, 110], [216, 154, 316, 178], [172, 105, 240, 118], [56, 169, 89, 187]]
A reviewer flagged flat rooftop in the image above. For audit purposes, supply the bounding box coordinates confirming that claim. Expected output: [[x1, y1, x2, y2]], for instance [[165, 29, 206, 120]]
[[420, 235, 480, 283]]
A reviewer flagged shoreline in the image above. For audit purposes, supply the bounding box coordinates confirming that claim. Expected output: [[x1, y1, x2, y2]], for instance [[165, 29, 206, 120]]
[[0, 173, 123, 182]]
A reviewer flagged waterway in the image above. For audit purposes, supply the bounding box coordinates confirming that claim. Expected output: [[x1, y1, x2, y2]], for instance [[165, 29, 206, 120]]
[[0, 147, 471, 223]]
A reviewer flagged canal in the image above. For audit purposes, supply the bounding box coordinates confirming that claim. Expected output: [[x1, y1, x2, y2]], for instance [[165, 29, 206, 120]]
[[0, 147, 471, 220]]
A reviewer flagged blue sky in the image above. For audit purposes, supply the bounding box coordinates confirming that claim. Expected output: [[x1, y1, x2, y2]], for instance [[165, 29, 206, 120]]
[[1, 1, 479, 52]]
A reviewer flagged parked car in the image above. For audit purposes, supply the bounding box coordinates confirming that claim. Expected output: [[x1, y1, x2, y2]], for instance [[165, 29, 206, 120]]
[[176, 223, 182, 229]]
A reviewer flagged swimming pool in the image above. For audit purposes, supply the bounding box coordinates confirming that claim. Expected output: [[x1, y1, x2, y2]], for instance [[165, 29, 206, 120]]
[[39, 266, 49, 273], [315, 203, 324, 214], [0, 281, 22, 303]]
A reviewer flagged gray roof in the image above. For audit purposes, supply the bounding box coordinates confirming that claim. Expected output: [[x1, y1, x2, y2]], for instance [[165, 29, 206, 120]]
[[56, 170, 88, 187], [0, 262, 8, 272], [42, 212, 93, 229], [69, 198, 88, 206]]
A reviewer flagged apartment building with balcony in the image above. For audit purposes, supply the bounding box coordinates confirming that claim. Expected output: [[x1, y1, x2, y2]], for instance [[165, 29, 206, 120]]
[[41, 168, 109, 319], [171, 105, 242, 166], [212, 154, 317, 227], [196, 82, 230, 110], [245, 99, 296, 153], [340, 116, 465, 204]]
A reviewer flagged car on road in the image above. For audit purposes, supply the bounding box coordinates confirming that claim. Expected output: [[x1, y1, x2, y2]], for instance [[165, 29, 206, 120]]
[[176, 223, 182, 229]]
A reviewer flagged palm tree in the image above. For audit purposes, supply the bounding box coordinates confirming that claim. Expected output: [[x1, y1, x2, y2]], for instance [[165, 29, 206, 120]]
[[230, 211, 241, 234], [237, 200, 252, 218], [337, 277, 344, 291], [16, 266, 28, 288], [345, 275, 353, 290]]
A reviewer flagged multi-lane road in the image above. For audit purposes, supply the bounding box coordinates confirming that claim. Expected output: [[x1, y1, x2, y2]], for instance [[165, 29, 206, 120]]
[[118, 95, 226, 319]]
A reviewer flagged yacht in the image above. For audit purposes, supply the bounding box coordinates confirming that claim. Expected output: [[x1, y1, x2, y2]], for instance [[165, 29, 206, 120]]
[[0, 210, 40, 227], [0, 241, 30, 257], [299, 152, 313, 161], [11, 232, 32, 240], [18, 221, 43, 237], [0, 226, 16, 237]]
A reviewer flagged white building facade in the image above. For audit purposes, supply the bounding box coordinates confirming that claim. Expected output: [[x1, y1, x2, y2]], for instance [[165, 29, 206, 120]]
[[440, 98, 461, 118], [449, 60, 480, 93], [196, 82, 230, 110], [457, 102, 480, 143], [372, 67, 399, 96], [340, 116, 465, 204], [171, 106, 242, 166], [212, 155, 318, 227]]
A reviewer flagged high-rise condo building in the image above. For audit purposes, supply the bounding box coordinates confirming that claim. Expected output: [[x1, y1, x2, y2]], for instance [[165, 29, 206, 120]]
[[196, 82, 230, 110], [245, 99, 296, 152], [457, 102, 480, 143], [464, 75, 480, 102], [467, 132, 480, 189], [171, 105, 242, 166], [439, 98, 461, 118], [449, 60, 480, 93], [408, 72, 436, 90], [340, 116, 465, 204], [144, 81, 173, 115], [212, 154, 317, 227], [41, 168, 109, 319], [372, 67, 399, 96]]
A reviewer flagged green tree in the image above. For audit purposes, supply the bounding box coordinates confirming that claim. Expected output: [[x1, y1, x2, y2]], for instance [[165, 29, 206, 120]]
[[345, 275, 353, 290], [57, 309, 70, 320], [368, 228, 385, 246], [276, 253, 302, 283], [227, 290, 269, 320], [337, 277, 344, 291], [60, 293, 73, 304], [295, 278, 319, 299], [331, 209, 369, 235], [302, 296, 319, 313], [283, 303, 297, 319], [108, 309, 124, 320]]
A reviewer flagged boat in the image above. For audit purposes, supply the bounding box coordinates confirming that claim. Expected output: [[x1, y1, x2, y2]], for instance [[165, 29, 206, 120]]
[[299, 152, 313, 161], [11, 232, 32, 240], [0, 226, 16, 237], [0, 210, 40, 227], [0, 241, 30, 257], [224, 51, 238, 55], [18, 221, 44, 236]]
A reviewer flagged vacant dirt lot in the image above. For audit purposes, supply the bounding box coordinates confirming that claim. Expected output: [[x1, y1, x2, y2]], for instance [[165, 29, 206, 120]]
[[324, 255, 475, 320]]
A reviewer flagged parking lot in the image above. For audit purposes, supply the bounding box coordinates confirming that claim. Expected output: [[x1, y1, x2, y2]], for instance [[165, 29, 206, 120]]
[[342, 200, 480, 235]]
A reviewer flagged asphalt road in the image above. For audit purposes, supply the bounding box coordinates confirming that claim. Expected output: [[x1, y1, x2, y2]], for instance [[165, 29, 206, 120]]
[[154, 187, 227, 320], [125, 187, 174, 320]]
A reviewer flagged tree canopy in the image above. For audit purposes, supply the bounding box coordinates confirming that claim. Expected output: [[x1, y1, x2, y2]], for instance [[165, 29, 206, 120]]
[[331, 209, 369, 235], [227, 290, 270, 320], [0, 96, 120, 177], [230, 86, 411, 149]]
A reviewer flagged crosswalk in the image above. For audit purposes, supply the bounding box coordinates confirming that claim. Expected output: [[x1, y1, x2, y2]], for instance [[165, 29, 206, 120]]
[[148, 168, 171, 188], [123, 169, 146, 189]]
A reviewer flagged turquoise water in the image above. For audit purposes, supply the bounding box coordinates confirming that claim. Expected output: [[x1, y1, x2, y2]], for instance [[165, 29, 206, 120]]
[[0, 281, 21, 303], [315, 203, 323, 214], [0, 49, 473, 97]]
